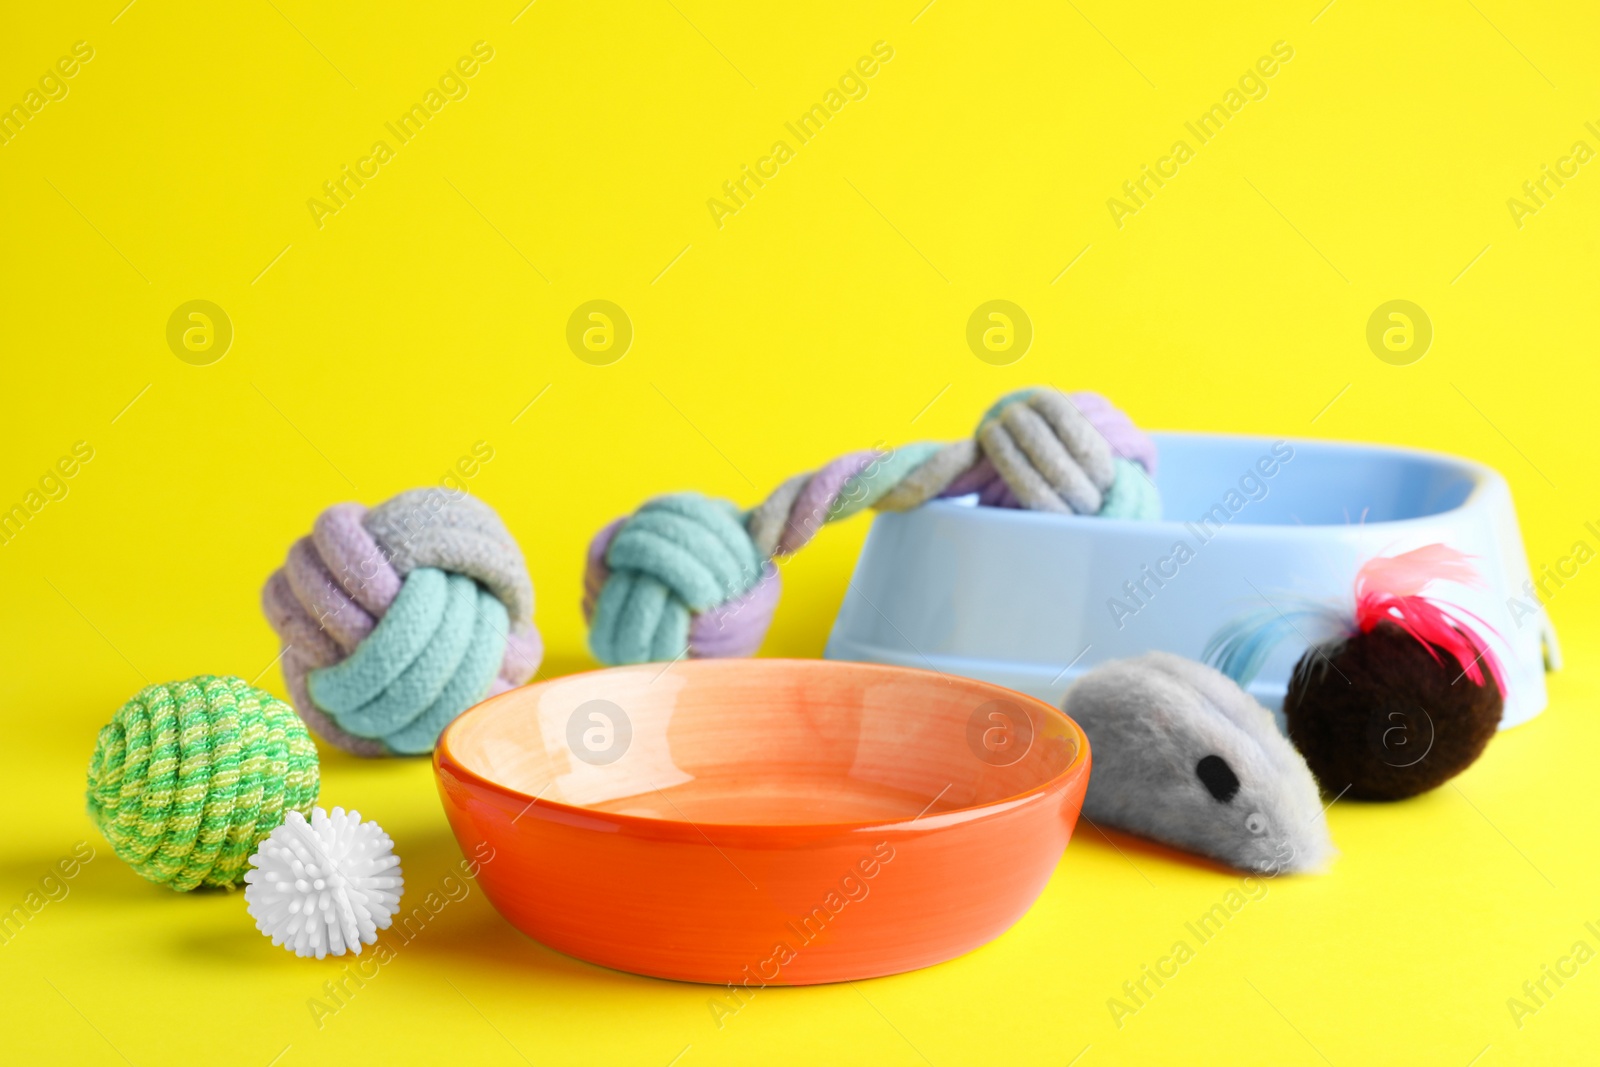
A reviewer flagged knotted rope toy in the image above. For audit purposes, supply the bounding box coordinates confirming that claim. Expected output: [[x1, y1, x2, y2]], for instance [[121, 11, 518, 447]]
[[262, 488, 542, 756], [1206, 544, 1507, 800], [585, 388, 1160, 665], [86, 676, 320, 891]]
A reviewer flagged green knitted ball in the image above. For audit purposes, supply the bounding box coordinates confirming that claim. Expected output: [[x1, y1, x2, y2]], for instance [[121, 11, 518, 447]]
[[87, 676, 320, 891]]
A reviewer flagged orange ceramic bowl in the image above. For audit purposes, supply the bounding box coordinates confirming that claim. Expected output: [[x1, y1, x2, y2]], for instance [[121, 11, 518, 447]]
[[433, 658, 1090, 985]]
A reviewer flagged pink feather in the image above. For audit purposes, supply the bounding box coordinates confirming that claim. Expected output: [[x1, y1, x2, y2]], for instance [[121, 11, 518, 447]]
[[1352, 545, 1507, 692]]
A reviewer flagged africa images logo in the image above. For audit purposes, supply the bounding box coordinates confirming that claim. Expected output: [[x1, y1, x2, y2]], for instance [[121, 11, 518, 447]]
[[305, 43, 496, 230], [1106, 41, 1295, 229], [706, 42, 895, 229]]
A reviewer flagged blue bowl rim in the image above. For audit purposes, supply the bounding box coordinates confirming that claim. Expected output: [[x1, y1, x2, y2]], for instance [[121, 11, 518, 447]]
[[915, 432, 1502, 538]]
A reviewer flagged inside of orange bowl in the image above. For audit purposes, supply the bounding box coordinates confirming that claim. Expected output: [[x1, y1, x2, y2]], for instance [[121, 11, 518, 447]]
[[444, 660, 1083, 826]]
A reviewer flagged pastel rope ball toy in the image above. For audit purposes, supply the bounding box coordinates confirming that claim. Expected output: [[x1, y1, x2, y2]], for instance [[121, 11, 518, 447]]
[[584, 388, 1160, 665], [262, 488, 542, 757], [86, 676, 320, 891]]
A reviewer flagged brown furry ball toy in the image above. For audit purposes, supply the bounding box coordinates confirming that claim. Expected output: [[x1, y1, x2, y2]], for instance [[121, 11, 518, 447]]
[[1207, 544, 1506, 802], [1283, 621, 1502, 800]]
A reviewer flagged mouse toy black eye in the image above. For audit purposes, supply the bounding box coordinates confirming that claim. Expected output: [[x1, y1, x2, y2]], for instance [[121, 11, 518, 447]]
[[1195, 755, 1241, 803]]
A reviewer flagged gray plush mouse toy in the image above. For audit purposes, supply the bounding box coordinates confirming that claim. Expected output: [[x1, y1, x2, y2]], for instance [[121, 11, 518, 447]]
[[1063, 652, 1334, 874]]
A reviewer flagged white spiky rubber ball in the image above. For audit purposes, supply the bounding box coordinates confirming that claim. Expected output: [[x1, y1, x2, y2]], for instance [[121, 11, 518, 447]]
[[244, 806, 403, 959]]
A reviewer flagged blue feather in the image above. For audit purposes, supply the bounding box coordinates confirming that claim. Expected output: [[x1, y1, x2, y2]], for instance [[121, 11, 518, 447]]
[[1204, 599, 1349, 687]]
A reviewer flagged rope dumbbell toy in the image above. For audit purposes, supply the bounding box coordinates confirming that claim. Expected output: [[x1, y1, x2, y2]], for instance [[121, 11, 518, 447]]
[[262, 488, 542, 756], [584, 387, 1161, 665]]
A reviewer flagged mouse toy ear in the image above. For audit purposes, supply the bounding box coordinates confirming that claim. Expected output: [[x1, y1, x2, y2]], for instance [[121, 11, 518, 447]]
[[1209, 544, 1507, 802]]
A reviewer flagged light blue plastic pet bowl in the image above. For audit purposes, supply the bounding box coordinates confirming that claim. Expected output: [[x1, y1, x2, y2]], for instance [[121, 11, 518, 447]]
[[826, 433, 1558, 730]]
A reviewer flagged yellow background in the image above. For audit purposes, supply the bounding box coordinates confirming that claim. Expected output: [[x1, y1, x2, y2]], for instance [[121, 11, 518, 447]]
[[2, 0, 1597, 1063]]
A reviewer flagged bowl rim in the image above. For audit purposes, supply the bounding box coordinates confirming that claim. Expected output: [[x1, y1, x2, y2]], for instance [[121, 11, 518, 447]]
[[434, 657, 1091, 837], [916, 431, 1499, 537]]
